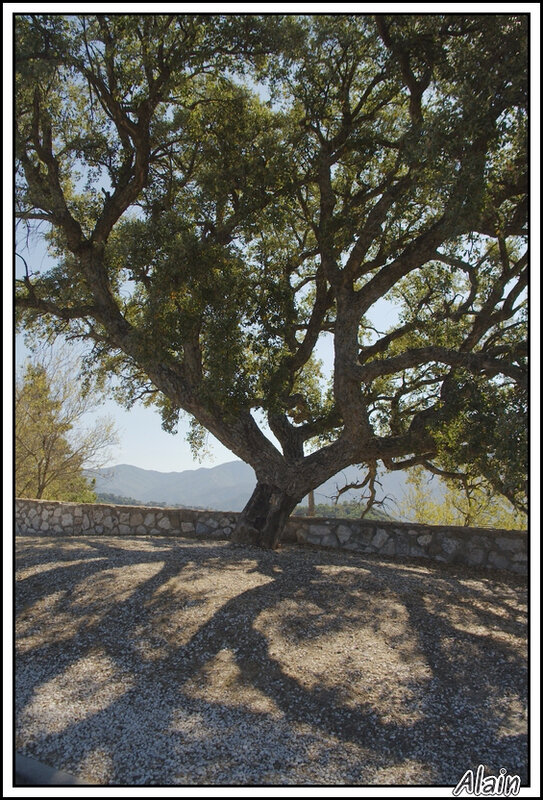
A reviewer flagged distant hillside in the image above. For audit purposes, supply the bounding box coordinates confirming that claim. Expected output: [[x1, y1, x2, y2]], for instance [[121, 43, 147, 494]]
[[88, 460, 436, 515], [94, 491, 206, 509], [95, 492, 146, 506], [293, 501, 393, 522], [89, 461, 256, 511]]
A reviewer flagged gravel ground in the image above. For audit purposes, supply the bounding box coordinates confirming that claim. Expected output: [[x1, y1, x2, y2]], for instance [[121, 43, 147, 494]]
[[15, 534, 528, 787]]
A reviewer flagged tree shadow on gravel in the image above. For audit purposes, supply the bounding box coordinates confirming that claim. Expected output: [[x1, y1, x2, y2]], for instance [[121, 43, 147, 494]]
[[15, 535, 528, 786]]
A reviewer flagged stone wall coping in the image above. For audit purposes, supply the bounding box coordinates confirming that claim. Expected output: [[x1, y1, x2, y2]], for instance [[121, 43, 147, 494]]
[[287, 514, 527, 539], [14, 497, 226, 515], [15, 497, 526, 539], [15, 497, 527, 574]]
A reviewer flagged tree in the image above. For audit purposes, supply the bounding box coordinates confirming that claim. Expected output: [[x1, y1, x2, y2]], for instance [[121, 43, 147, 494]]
[[398, 466, 527, 530], [307, 489, 316, 517], [15, 348, 118, 501], [15, 14, 527, 546]]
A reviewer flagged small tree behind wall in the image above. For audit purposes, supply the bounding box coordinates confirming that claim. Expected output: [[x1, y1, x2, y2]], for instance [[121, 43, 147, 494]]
[[15, 349, 118, 501], [397, 466, 527, 530]]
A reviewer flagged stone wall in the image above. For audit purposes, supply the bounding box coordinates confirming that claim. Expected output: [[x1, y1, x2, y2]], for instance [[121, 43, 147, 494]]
[[15, 498, 527, 575], [287, 515, 527, 575], [15, 498, 238, 541]]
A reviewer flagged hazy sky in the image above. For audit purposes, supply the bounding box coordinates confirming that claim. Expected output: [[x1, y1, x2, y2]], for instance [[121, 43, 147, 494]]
[[14, 247, 396, 473], [14, 234, 341, 472], [9, 9, 408, 475], [14, 193, 402, 473], [16, 310, 396, 473]]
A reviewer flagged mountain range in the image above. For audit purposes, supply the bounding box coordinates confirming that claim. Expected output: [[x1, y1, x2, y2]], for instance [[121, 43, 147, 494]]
[[89, 460, 433, 516]]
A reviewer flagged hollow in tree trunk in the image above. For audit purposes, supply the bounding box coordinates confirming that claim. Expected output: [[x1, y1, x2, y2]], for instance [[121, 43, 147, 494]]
[[231, 482, 300, 549]]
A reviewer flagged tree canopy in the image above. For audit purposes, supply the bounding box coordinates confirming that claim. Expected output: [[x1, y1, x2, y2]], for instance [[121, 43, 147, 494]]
[[15, 13, 528, 546], [15, 348, 118, 501], [397, 465, 527, 530]]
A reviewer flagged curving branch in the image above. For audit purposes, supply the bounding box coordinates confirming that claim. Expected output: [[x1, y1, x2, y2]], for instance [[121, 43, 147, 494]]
[[355, 345, 527, 387]]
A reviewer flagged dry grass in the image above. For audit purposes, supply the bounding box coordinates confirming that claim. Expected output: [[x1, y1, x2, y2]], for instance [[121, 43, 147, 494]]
[[15, 534, 528, 786]]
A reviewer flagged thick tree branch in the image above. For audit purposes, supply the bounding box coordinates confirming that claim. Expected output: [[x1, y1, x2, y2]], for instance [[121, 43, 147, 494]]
[[355, 345, 526, 386]]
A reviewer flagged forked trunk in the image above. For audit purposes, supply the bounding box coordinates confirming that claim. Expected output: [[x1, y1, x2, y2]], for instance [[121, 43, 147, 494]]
[[231, 482, 300, 549]]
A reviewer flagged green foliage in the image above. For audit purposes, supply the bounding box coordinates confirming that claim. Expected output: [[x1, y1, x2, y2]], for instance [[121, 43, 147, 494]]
[[15, 349, 118, 501], [15, 14, 527, 520], [294, 501, 392, 522], [94, 492, 194, 508], [95, 492, 145, 506], [398, 465, 526, 530], [16, 362, 94, 500], [423, 373, 527, 512]]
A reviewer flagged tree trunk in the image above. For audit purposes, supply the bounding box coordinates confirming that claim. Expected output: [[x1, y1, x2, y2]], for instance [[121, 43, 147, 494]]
[[307, 489, 315, 517], [231, 482, 300, 549]]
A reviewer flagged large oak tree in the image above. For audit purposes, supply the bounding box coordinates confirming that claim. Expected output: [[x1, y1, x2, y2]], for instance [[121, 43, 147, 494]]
[[15, 14, 527, 546]]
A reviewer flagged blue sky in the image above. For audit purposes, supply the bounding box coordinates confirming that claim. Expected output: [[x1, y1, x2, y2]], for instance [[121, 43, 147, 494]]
[[14, 233, 399, 473], [15, 334, 243, 473], [10, 4, 537, 478], [9, 8, 404, 475], [14, 234, 342, 473], [13, 194, 398, 473]]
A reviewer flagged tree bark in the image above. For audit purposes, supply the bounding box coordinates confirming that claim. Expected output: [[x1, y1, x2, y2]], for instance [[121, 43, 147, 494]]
[[307, 489, 315, 516], [231, 482, 300, 549]]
